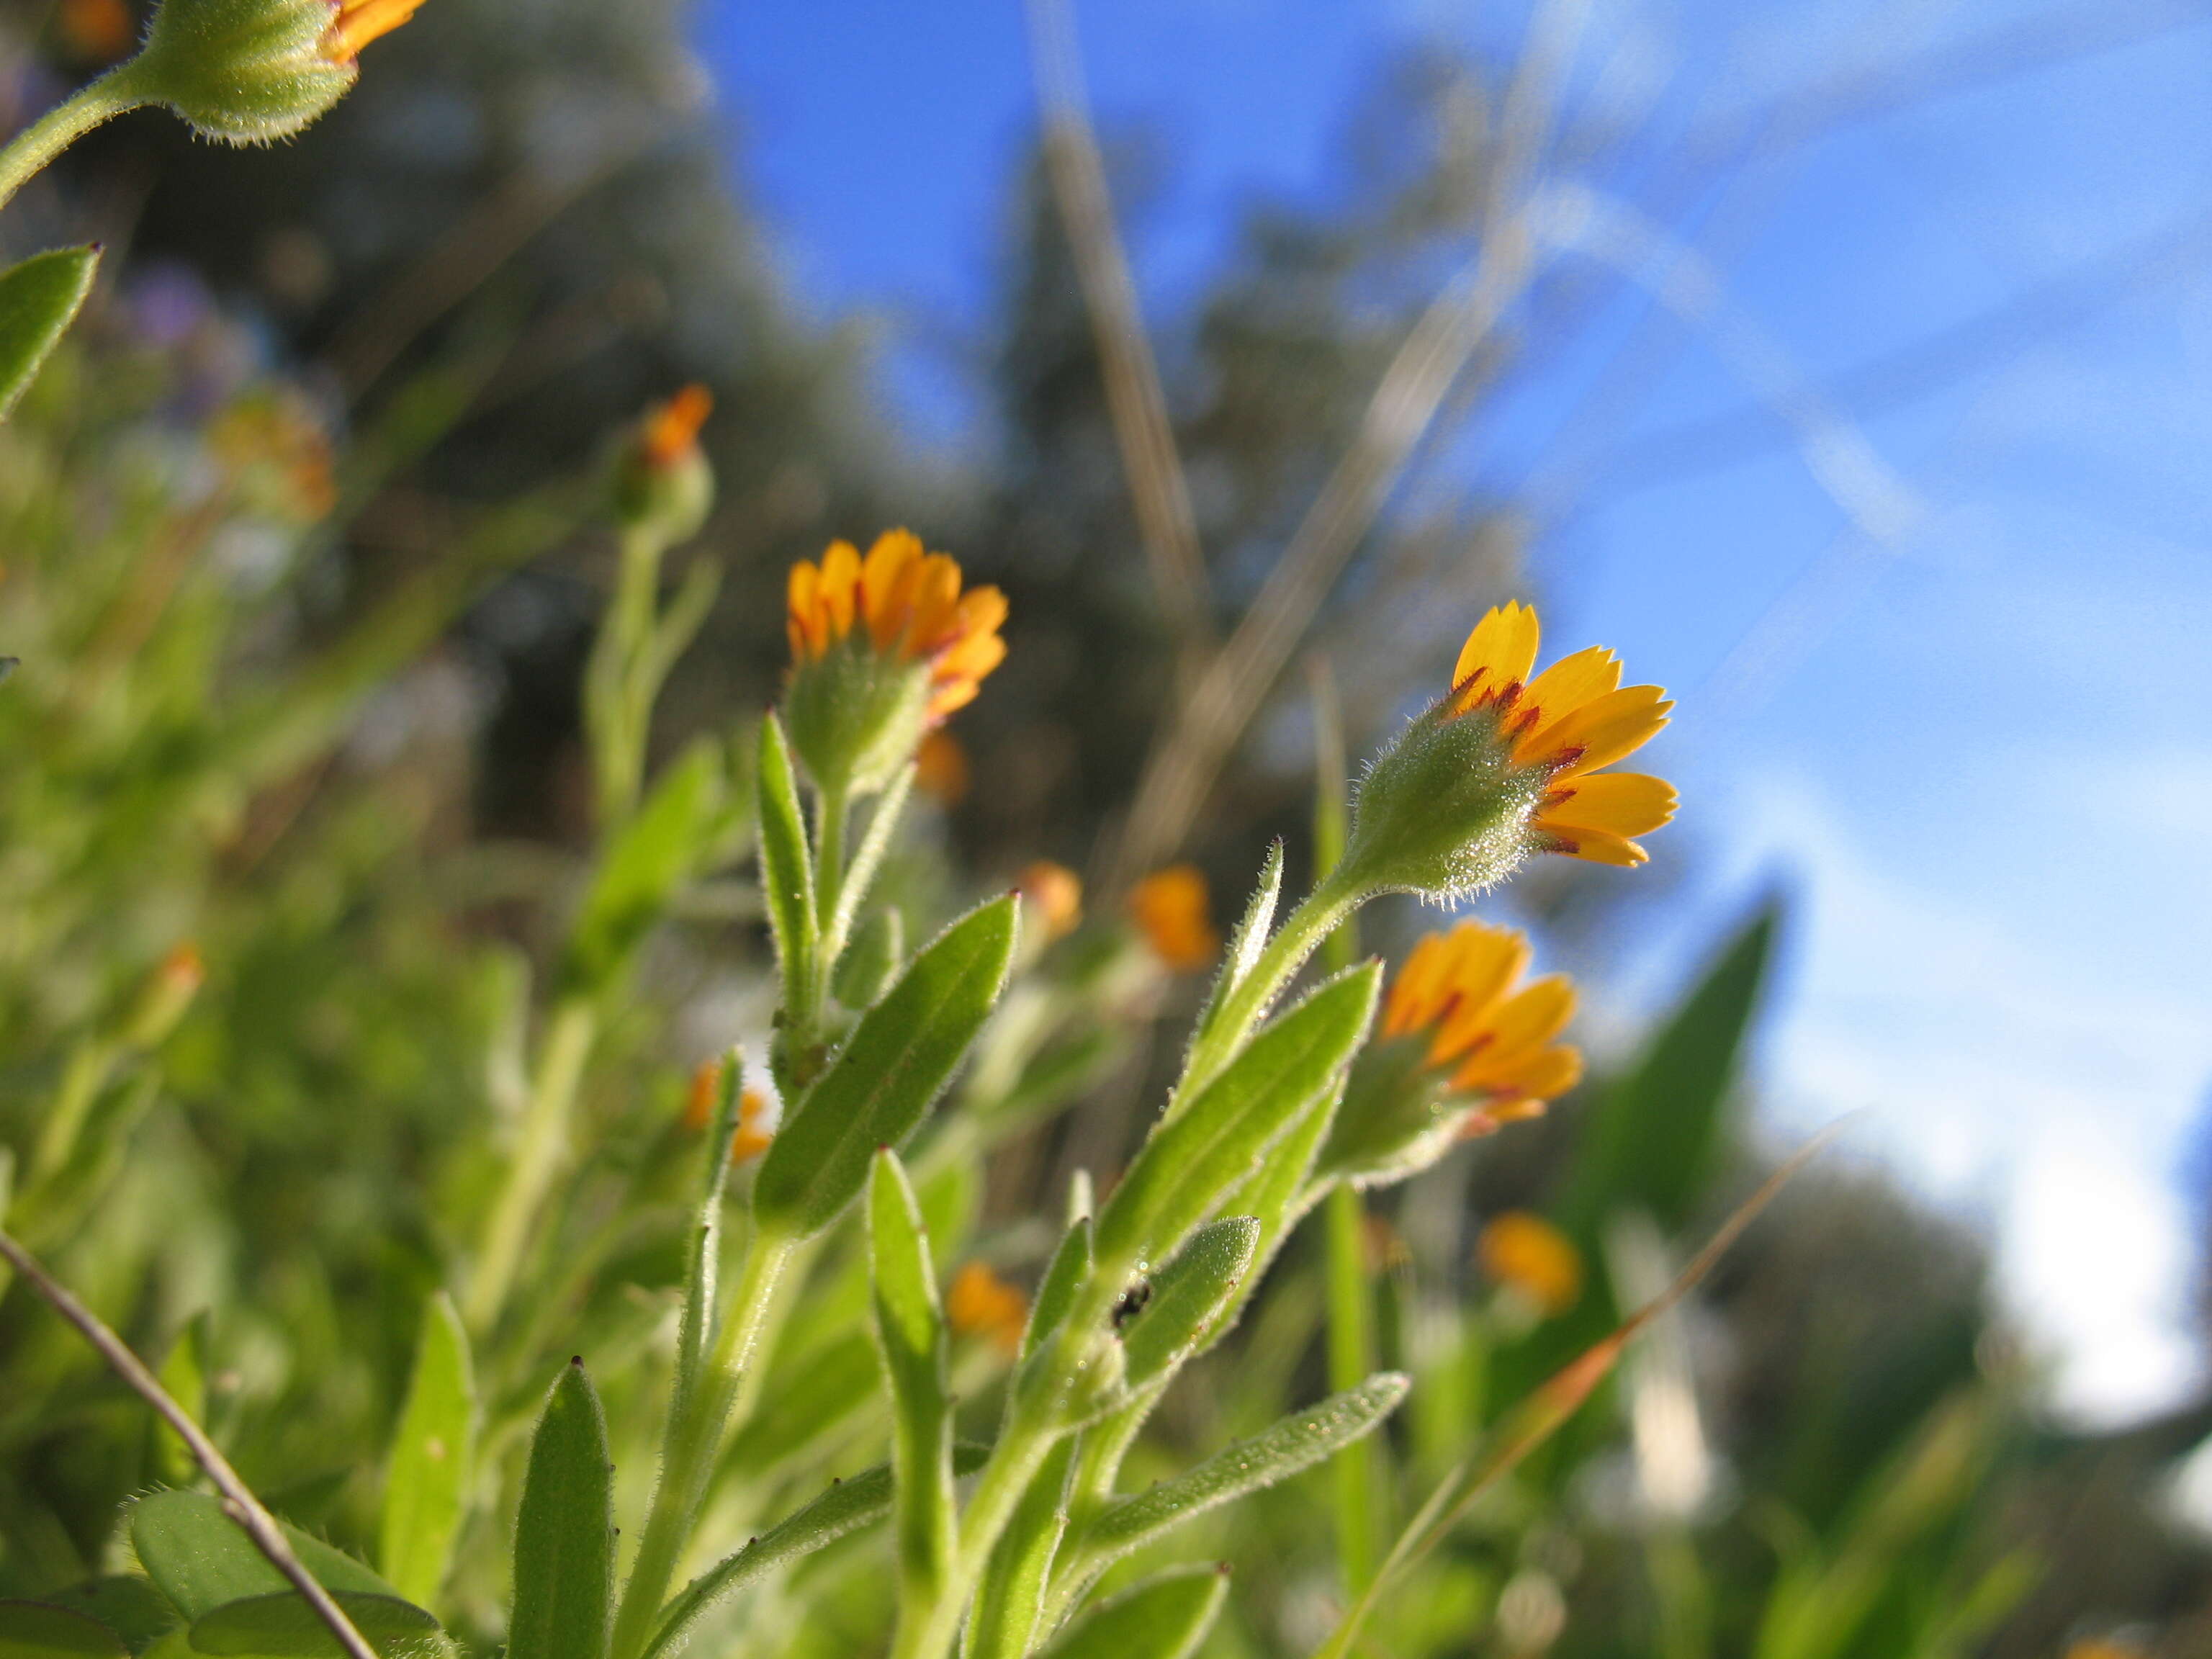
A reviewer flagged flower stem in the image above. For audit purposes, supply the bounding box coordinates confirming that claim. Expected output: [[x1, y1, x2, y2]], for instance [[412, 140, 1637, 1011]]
[[462, 997, 598, 1335], [611, 1228, 796, 1659], [1325, 1181, 1379, 1592], [1178, 865, 1363, 1104], [0, 69, 147, 216]]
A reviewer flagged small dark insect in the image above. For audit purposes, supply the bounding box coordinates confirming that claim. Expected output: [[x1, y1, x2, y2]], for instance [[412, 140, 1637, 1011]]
[[1111, 1280, 1153, 1329]]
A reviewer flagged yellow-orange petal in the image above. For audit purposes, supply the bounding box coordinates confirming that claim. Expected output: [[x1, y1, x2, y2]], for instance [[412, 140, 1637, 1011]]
[[1449, 601, 1541, 710], [863, 529, 926, 649], [642, 385, 713, 469], [1538, 772, 1676, 839], [1449, 974, 1574, 1068], [948, 1262, 1027, 1357], [1535, 823, 1649, 867], [1478, 1211, 1583, 1315], [1481, 1043, 1583, 1100], [1129, 864, 1219, 973], [788, 560, 827, 657], [325, 0, 419, 60], [1511, 644, 1622, 739], [1519, 683, 1671, 775], [819, 540, 863, 640], [904, 554, 964, 654], [1419, 936, 1535, 1065], [927, 678, 982, 721]]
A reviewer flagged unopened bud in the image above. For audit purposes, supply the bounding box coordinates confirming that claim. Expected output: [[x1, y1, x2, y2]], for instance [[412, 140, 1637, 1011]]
[[124, 943, 204, 1050], [126, 0, 421, 146], [612, 385, 715, 544]]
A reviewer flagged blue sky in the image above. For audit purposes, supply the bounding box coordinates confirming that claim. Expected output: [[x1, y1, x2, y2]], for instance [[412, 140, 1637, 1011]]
[[693, 0, 2212, 1422]]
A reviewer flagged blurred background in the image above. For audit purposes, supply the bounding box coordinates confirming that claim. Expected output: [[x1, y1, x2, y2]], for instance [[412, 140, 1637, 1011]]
[[4, 0, 2211, 1650]]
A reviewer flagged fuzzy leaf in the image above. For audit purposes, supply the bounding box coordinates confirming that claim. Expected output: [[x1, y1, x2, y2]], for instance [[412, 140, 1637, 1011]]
[[642, 1446, 989, 1659], [755, 896, 1017, 1238], [966, 1439, 1076, 1659], [1120, 1216, 1260, 1390], [1075, 1375, 1410, 1574], [130, 1493, 395, 1623], [18, 1579, 175, 1653], [378, 1291, 475, 1608], [1036, 1566, 1227, 1659], [867, 1150, 953, 1601], [1192, 841, 1284, 1049], [508, 1362, 613, 1659], [186, 1591, 441, 1657], [1096, 964, 1377, 1271], [753, 714, 817, 1015], [0, 246, 98, 421], [1021, 1215, 1094, 1363]]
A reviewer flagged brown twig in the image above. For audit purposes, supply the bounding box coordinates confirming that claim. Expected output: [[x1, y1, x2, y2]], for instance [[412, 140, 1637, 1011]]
[[0, 1227, 379, 1659], [1025, 0, 1215, 675]]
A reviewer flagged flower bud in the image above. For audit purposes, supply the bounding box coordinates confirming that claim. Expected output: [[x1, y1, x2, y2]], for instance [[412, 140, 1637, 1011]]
[[127, 0, 419, 146], [122, 942, 204, 1050], [1339, 602, 1674, 901], [1017, 860, 1084, 943], [1478, 1210, 1583, 1316], [1126, 864, 1217, 973], [783, 531, 1006, 799], [611, 384, 714, 544]]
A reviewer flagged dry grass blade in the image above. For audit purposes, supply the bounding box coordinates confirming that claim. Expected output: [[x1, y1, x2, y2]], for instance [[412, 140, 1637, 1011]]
[[1025, 0, 1214, 672], [0, 1227, 382, 1659], [1311, 1126, 1842, 1659]]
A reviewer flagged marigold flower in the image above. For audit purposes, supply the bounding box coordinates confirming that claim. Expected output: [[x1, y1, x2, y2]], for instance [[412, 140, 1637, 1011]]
[[1128, 864, 1218, 973], [1339, 601, 1673, 899], [947, 1261, 1026, 1357], [129, 0, 421, 145], [1381, 919, 1582, 1133], [914, 731, 971, 806], [783, 531, 1006, 796], [613, 385, 714, 541], [1478, 1210, 1583, 1316], [1017, 860, 1084, 942], [1447, 603, 1676, 868], [639, 384, 712, 471], [683, 1059, 774, 1163]]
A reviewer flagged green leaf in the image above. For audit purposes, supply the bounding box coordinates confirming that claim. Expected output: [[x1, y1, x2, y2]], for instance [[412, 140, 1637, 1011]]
[[1560, 899, 1780, 1239], [1120, 1216, 1260, 1390], [755, 895, 1019, 1238], [0, 246, 98, 421], [641, 1446, 990, 1659], [966, 1439, 1074, 1659], [186, 1592, 441, 1657], [1074, 1375, 1410, 1575], [153, 1316, 210, 1489], [866, 1150, 953, 1601], [509, 1362, 613, 1659], [1020, 1215, 1094, 1362], [824, 761, 917, 956], [1192, 841, 1284, 1050], [1035, 1566, 1227, 1659], [560, 739, 731, 997], [0, 1601, 129, 1659], [377, 1291, 475, 1608], [20, 1579, 176, 1653], [130, 1492, 395, 1624], [722, 1331, 881, 1479], [831, 904, 904, 1010], [754, 713, 818, 1020], [1096, 964, 1377, 1272]]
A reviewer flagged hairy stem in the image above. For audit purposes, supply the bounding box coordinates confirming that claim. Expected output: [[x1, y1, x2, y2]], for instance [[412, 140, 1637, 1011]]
[[0, 69, 145, 215]]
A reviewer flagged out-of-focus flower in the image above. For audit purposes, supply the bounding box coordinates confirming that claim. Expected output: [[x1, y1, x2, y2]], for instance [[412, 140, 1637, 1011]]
[[683, 1058, 773, 1164], [1128, 864, 1218, 973], [1340, 602, 1673, 900], [2064, 1643, 2149, 1659], [783, 531, 1006, 796], [914, 730, 971, 806], [613, 383, 714, 541], [58, 0, 135, 63], [947, 1261, 1026, 1357], [1017, 860, 1083, 943], [1381, 920, 1581, 1135], [209, 392, 337, 522], [1478, 1211, 1583, 1316]]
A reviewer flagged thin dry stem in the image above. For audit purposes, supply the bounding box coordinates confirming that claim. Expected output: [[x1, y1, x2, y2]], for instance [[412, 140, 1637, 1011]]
[[0, 1228, 379, 1659]]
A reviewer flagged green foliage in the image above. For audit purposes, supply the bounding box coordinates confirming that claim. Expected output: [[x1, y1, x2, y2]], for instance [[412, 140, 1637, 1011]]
[[377, 1294, 475, 1609], [1032, 1565, 1226, 1659], [509, 1364, 613, 1659], [0, 248, 97, 421], [866, 1151, 953, 1604]]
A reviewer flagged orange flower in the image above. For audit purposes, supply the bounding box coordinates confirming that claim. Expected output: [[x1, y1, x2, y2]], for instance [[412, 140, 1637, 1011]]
[[1128, 864, 1219, 973], [322, 0, 421, 60], [914, 731, 971, 806], [1382, 919, 1581, 1133], [947, 1262, 1026, 1357], [786, 531, 1007, 724], [1446, 602, 1676, 868], [1017, 860, 1084, 942], [57, 0, 132, 62], [1478, 1211, 1583, 1316], [640, 385, 713, 471], [682, 1059, 773, 1163]]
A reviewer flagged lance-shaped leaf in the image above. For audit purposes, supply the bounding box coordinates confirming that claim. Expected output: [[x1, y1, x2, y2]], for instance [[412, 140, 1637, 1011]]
[[867, 1151, 953, 1604], [1070, 1375, 1410, 1578], [0, 1600, 129, 1658], [153, 1316, 210, 1489], [966, 1439, 1075, 1659], [831, 904, 904, 1010], [641, 1446, 990, 1659], [508, 1362, 612, 1659], [18, 1577, 176, 1651], [1036, 1566, 1227, 1659], [1190, 840, 1284, 1054], [723, 1331, 881, 1480], [755, 896, 1017, 1238], [378, 1292, 475, 1609], [1120, 1216, 1259, 1390], [1020, 1215, 1094, 1363], [1096, 964, 1377, 1272], [186, 1592, 441, 1657], [754, 714, 818, 1018], [0, 246, 99, 421]]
